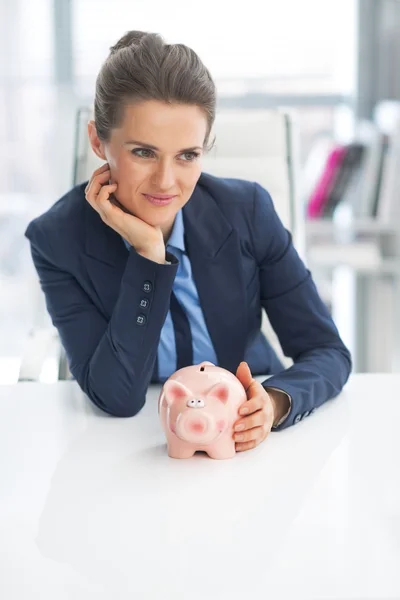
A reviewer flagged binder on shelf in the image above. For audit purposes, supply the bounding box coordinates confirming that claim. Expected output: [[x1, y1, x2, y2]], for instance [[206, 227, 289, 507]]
[[306, 146, 346, 219], [322, 143, 365, 218], [376, 120, 400, 223], [352, 124, 387, 219]]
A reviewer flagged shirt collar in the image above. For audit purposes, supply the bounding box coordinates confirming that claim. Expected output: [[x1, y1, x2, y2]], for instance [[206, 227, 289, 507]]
[[166, 209, 185, 252]]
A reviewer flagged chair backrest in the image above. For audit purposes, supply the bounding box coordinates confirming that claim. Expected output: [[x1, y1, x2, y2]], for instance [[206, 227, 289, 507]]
[[203, 110, 298, 233], [73, 107, 303, 248], [72, 106, 304, 368]]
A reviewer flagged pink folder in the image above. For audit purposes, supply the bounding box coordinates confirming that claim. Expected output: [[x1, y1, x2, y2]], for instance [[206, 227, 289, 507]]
[[307, 146, 347, 219]]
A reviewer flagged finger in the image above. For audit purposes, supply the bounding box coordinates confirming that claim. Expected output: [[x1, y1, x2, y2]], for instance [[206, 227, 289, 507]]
[[234, 409, 266, 433], [85, 163, 109, 193], [95, 184, 118, 219], [238, 394, 266, 417], [235, 425, 273, 451], [85, 173, 113, 214], [87, 182, 116, 218], [90, 162, 110, 179], [235, 361, 253, 391], [236, 361, 266, 401], [94, 162, 110, 174], [233, 425, 264, 444], [235, 440, 257, 452], [86, 168, 111, 200]]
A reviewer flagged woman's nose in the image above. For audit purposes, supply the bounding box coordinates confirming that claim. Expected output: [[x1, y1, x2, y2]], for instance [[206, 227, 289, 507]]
[[152, 160, 176, 191]]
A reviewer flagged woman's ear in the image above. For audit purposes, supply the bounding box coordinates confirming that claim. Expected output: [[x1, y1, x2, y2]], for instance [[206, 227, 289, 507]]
[[87, 120, 107, 160]]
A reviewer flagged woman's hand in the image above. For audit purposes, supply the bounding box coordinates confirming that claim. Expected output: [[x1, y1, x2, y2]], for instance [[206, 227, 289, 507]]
[[233, 362, 289, 452], [85, 163, 166, 264]]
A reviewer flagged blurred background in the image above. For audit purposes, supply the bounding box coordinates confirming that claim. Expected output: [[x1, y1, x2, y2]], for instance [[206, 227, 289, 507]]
[[2, 0, 400, 384]]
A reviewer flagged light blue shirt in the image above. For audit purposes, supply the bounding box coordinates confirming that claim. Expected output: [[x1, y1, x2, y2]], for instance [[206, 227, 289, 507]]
[[123, 210, 218, 381]]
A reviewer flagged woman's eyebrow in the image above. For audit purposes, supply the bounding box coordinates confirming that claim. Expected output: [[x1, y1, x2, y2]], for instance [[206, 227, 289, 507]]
[[124, 140, 202, 152]]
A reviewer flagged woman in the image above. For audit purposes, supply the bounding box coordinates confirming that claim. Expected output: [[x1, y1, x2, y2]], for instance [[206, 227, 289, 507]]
[[25, 31, 351, 452]]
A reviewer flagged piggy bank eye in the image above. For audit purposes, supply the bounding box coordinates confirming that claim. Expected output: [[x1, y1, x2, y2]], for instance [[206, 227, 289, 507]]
[[196, 399, 205, 408], [187, 398, 197, 408]]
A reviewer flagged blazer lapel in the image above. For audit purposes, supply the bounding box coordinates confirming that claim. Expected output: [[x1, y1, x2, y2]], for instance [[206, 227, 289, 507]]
[[81, 201, 129, 318], [183, 183, 248, 374]]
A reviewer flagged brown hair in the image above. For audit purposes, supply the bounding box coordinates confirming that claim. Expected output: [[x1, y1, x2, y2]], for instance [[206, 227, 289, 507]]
[[94, 31, 216, 148]]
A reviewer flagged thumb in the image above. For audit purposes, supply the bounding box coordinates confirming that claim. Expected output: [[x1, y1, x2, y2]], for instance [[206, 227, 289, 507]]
[[236, 361, 254, 391]]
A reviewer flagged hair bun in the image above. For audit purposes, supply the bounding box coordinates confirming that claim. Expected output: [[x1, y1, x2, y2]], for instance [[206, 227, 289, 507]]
[[109, 30, 158, 54], [96, 30, 215, 144]]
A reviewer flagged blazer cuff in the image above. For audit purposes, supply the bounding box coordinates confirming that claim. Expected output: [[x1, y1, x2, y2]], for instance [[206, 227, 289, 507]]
[[263, 385, 292, 428]]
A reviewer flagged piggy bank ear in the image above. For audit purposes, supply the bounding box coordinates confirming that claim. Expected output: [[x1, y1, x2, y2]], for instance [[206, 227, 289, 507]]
[[206, 382, 230, 404], [163, 380, 192, 407]]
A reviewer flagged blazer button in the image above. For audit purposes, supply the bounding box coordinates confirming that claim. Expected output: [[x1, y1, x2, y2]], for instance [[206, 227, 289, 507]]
[[303, 411, 310, 419], [143, 281, 152, 293], [310, 408, 317, 415], [294, 414, 302, 424], [140, 298, 149, 309], [136, 314, 147, 326]]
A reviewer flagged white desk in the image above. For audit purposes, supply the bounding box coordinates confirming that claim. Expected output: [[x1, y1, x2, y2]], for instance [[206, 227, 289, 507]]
[[0, 374, 399, 600]]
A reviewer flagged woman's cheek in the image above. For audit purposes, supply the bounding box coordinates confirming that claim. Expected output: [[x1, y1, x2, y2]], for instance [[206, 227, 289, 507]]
[[119, 158, 144, 182], [185, 165, 202, 191]]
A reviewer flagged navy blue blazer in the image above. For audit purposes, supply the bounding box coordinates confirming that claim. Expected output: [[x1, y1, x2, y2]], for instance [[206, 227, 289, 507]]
[[25, 173, 351, 429]]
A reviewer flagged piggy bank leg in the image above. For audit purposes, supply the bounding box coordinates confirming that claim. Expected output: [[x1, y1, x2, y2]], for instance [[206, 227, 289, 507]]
[[167, 439, 196, 459], [206, 441, 236, 460]]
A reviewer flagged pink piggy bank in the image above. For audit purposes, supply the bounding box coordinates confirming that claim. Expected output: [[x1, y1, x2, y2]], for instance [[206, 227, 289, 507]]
[[158, 361, 247, 459]]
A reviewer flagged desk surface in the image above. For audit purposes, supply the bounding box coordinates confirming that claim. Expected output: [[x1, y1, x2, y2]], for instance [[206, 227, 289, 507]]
[[0, 374, 399, 600]]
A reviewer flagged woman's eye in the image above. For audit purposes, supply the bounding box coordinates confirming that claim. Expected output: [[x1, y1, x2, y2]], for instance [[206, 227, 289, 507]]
[[132, 148, 155, 159], [179, 152, 200, 162]]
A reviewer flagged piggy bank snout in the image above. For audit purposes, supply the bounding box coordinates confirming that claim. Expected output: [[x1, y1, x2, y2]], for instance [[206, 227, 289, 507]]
[[188, 415, 207, 435], [180, 410, 210, 434], [175, 409, 225, 444]]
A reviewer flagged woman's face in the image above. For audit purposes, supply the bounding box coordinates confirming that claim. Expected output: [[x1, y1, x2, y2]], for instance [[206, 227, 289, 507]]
[[89, 100, 208, 237]]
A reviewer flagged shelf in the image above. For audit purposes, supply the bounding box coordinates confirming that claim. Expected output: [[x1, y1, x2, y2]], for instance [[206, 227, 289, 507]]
[[305, 219, 398, 237]]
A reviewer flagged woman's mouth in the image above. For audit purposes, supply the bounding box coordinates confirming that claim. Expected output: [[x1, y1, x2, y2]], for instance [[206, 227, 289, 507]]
[[143, 194, 177, 206]]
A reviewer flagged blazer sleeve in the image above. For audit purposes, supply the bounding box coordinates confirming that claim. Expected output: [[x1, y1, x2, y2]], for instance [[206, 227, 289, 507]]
[[26, 227, 178, 417], [251, 182, 352, 430]]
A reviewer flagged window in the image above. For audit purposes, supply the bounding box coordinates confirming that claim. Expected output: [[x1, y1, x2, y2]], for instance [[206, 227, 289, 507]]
[[73, 0, 356, 96]]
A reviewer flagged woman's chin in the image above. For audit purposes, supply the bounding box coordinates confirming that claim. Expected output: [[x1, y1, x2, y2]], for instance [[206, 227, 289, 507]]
[[133, 210, 171, 231]]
